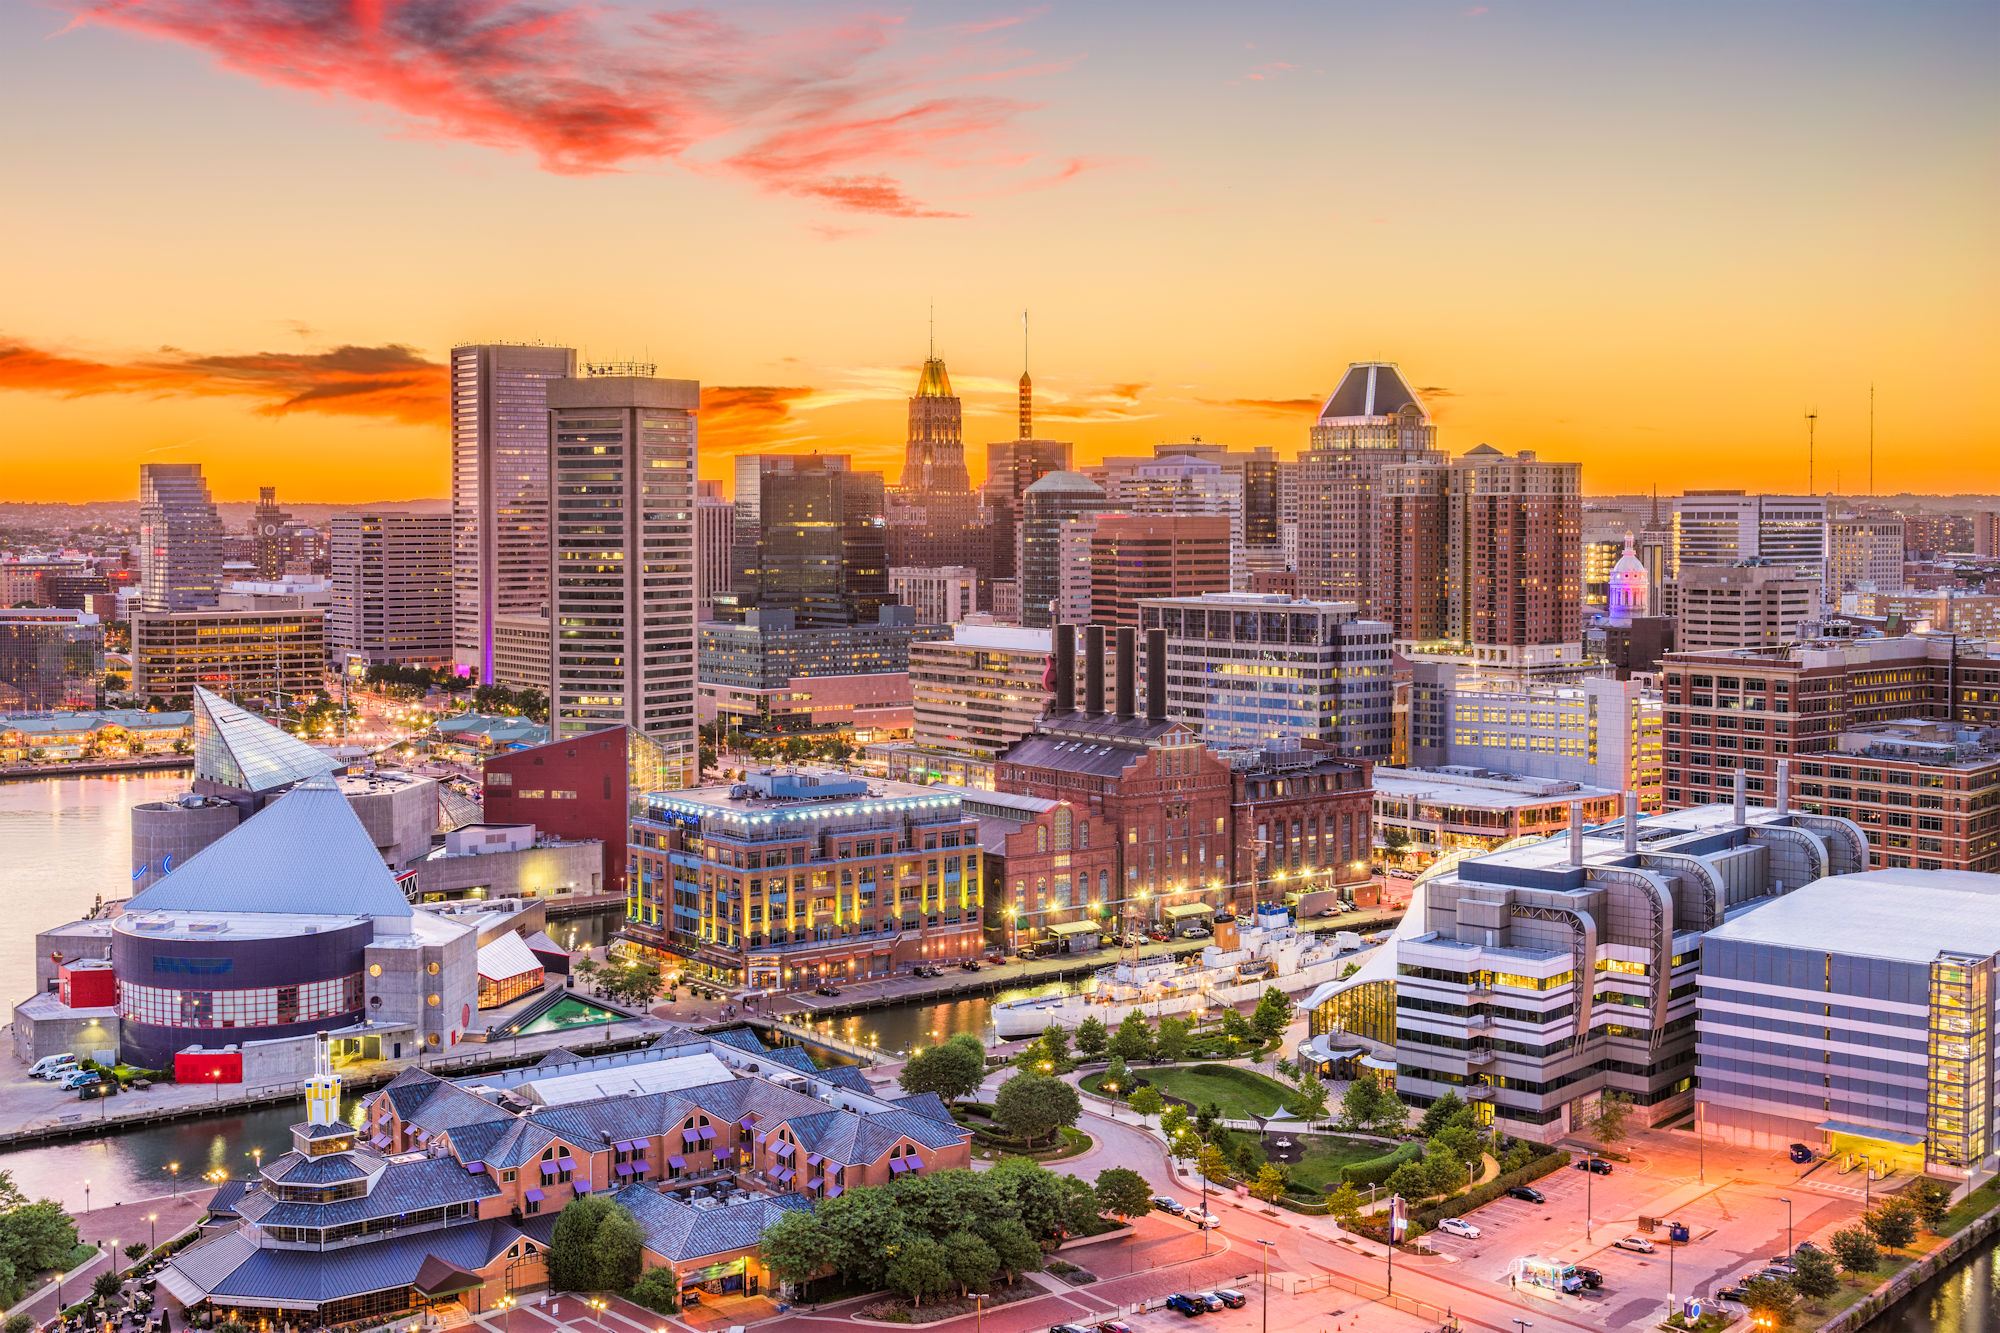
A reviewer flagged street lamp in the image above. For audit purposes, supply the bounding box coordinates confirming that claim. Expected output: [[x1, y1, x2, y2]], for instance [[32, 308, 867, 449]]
[[970, 1292, 987, 1333], [1512, 1321, 1533, 1333], [1778, 1196, 1793, 1257], [1256, 1238, 1275, 1333], [148, 1214, 158, 1251], [496, 1295, 515, 1333], [1584, 1153, 1596, 1241], [83, 1180, 90, 1215]]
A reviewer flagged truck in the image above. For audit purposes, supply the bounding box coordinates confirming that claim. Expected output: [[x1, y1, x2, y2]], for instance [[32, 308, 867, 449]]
[[1513, 1256, 1584, 1298]]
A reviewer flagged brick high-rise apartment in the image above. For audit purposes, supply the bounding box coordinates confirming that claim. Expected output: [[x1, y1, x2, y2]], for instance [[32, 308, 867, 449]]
[[695, 479, 735, 620], [1087, 514, 1231, 628], [450, 343, 576, 682], [547, 372, 699, 786], [1296, 363, 1444, 614]]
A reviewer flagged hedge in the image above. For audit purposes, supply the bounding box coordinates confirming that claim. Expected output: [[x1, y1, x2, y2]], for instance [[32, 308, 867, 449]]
[[1340, 1141, 1423, 1187], [1410, 1147, 1572, 1230]]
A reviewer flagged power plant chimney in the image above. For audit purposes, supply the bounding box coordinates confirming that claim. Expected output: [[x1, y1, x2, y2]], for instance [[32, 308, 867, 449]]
[[1146, 627, 1168, 723], [1114, 626, 1137, 722], [1051, 624, 1075, 717], [1084, 624, 1106, 718]]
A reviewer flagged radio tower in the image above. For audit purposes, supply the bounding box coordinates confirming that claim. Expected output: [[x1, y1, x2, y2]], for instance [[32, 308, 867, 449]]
[[1805, 409, 1818, 494], [1868, 383, 1875, 496]]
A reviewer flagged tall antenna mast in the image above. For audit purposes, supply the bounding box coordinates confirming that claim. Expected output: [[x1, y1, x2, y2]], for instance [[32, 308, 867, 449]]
[[1805, 409, 1818, 494], [1868, 383, 1875, 497], [1018, 309, 1033, 440], [928, 302, 934, 360]]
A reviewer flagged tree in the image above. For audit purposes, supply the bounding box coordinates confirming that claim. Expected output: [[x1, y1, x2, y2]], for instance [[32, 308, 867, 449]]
[[1423, 1148, 1468, 1196], [885, 1235, 953, 1307], [1056, 1172, 1101, 1237], [1289, 1068, 1330, 1127], [1325, 1183, 1363, 1228], [1094, 1167, 1153, 1220], [1738, 1275, 1796, 1329], [1790, 1246, 1839, 1303], [943, 1228, 1000, 1296], [984, 1158, 1068, 1243], [1073, 1016, 1109, 1060], [0, 1198, 78, 1302], [979, 1216, 1042, 1282], [1167, 1129, 1202, 1167], [1102, 1055, 1132, 1095], [816, 1188, 906, 1287], [1128, 1083, 1165, 1128], [993, 1072, 1081, 1147], [1219, 1008, 1256, 1052], [1430, 1126, 1480, 1170], [1828, 1226, 1879, 1274], [1250, 1163, 1289, 1205], [1233, 1138, 1261, 1180], [6, 1313, 36, 1333], [1365, 1084, 1410, 1137], [1384, 1160, 1432, 1198], [627, 1268, 681, 1315], [1251, 987, 1294, 1040], [593, 1204, 646, 1291], [1418, 1089, 1467, 1138], [1159, 1103, 1191, 1141], [758, 1204, 835, 1288], [1589, 1091, 1631, 1146], [1107, 1011, 1154, 1063], [1193, 1102, 1221, 1139], [1154, 1014, 1191, 1064], [1381, 826, 1411, 856], [546, 1196, 642, 1291], [1196, 1143, 1231, 1185], [900, 1033, 988, 1105], [92, 1272, 123, 1303], [1904, 1177, 1953, 1233], [123, 1242, 146, 1262], [1338, 1077, 1385, 1133], [1863, 1197, 1919, 1254], [1040, 1023, 1073, 1069]]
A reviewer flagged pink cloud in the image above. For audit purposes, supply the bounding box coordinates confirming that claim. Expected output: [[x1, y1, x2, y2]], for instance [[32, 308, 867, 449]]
[[63, 1, 1069, 216]]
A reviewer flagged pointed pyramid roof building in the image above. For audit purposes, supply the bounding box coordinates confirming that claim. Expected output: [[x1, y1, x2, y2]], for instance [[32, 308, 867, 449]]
[[192, 686, 338, 795], [125, 772, 414, 929], [1318, 362, 1426, 422], [915, 357, 953, 398]]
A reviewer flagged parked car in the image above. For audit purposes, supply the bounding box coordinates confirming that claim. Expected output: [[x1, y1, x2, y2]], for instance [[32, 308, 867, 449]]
[[1715, 1286, 1751, 1303], [1756, 1266, 1796, 1283], [1181, 926, 1211, 939], [1437, 1217, 1481, 1239], [960, 960, 981, 971], [1795, 1241, 1825, 1257], [1151, 1196, 1187, 1215], [1211, 1290, 1248, 1309], [1095, 1322, 1136, 1333], [1574, 1158, 1614, 1175], [1613, 1236, 1656, 1254], [1764, 1258, 1799, 1275], [1573, 1266, 1604, 1290], [813, 985, 841, 996], [1313, 907, 1337, 918], [58, 1069, 100, 1091], [1788, 1142, 1814, 1164], [1505, 1186, 1546, 1203], [1163, 1294, 1207, 1317], [29, 1054, 78, 1080], [1050, 1324, 1096, 1333], [1148, 929, 1171, 942], [1185, 1209, 1222, 1230]]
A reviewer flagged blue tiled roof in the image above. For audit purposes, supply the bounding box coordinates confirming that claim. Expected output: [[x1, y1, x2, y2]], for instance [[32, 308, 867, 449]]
[[382, 1069, 444, 1117], [193, 1219, 522, 1306], [706, 1028, 770, 1055], [248, 1156, 499, 1229], [887, 1091, 956, 1124], [266, 1152, 370, 1184], [820, 1065, 875, 1095], [206, 1180, 250, 1218], [611, 1185, 812, 1263]]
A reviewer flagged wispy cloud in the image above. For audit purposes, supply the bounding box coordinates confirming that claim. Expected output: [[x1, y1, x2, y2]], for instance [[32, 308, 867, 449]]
[[1198, 394, 1323, 417], [0, 336, 445, 424], [699, 384, 818, 451], [63, 1, 1085, 216]]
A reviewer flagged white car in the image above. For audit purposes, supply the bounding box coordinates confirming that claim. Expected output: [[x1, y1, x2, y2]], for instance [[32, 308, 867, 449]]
[[1613, 1235, 1656, 1254], [1185, 1209, 1222, 1230], [1437, 1217, 1481, 1239], [29, 1055, 78, 1080]]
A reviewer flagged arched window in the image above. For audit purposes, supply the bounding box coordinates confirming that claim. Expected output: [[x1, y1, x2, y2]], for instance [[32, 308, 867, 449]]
[[1036, 826, 1048, 853]]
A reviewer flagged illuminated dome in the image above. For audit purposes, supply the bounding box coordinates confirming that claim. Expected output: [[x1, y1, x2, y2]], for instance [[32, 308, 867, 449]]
[[1608, 533, 1649, 625]]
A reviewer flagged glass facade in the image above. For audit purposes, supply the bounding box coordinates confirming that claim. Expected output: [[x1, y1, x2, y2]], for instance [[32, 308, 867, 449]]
[[0, 611, 102, 711], [1927, 954, 1992, 1167], [121, 973, 364, 1028]]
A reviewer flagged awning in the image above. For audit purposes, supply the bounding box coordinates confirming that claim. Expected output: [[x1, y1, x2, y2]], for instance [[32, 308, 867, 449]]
[[615, 1139, 642, 1152], [414, 1129, 431, 1143], [824, 1185, 843, 1199], [1360, 1053, 1397, 1071], [573, 1180, 591, 1194], [525, 1189, 545, 1202], [1048, 920, 1100, 936], [804, 1176, 823, 1190], [371, 1133, 390, 1149], [559, 1156, 577, 1171], [1819, 1120, 1927, 1148], [773, 1167, 794, 1183], [804, 1154, 822, 1167], [889, 1157, 912, 1174], [738, 1117, 757, 1131], [616, 1163, 634, 1177], [668, 1155, 686, 1168], [413, 1256, 486, 1298], [698, 1126, 716, 1140], [540, 1162, 560, 1177], [771, 1140, 794, 1159], [1164, 903, 1213, 920], [632, 1157, 649, 1169]]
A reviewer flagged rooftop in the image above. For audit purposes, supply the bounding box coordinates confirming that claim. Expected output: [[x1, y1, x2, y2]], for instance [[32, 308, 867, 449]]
[[645, 771, 962, 819], [1374, 766, 1616, 808], [192, 686, 338, 794], [1704, 869, 2000, 964], [1319, 362, 1424, 421]]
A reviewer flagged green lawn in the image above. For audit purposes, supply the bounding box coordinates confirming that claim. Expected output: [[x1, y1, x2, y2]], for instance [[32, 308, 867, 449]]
[[1084, 1062, 1295, 1120]]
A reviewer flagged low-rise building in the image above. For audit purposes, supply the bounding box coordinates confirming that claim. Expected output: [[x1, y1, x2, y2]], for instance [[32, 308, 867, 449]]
[[1, 706, 189, 761], [1409, 664, 1663, 809], [1372, 766, 1621, 865], [1697, 867, 2000, 1173], [407, 823, 605, 902], [1394, 778, 1867, 1140], [1225, 741, 1377, 911], [130, 606, 327, 700], [1671, 561, 1819, 651], [0, 607, 103, 712], [951, 787, 1120, 955], [889, 567, 978, 624], [628, 769, 986, 990]]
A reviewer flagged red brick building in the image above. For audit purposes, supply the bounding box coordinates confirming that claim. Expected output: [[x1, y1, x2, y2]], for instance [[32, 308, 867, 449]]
[[1228, 740, 1378, 910], [1088, 515, 1231, 629], [966, 789, 1122, 953]]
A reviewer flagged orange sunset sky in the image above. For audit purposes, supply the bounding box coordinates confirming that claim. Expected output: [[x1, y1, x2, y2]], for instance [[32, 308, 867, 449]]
[[1, 2, 1994, 503]]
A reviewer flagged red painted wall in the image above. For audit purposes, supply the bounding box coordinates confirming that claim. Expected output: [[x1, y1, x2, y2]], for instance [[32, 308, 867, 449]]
[[59, 964, 117, 1009], [175, 1051, 243, 1084], [484, 728, 633, 896]]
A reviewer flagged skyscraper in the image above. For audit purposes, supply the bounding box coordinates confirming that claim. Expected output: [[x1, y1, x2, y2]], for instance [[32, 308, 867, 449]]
[[1088, 514, 1233, 629], [1671, 491, 1829, 581], [902, 356, 971, 491], [138, 462, 224, 613], [1020, 471, 1108, 628], [1111, 455, 1247, 587], [450, 343, 577, 682], [547, 371, 699, 786], [329, 512, 454, 668], [731, 455, 890, 628], [1296, 363, 1444, 614], [695, 479, 736, 621], [1441, 445, 1582, 653]]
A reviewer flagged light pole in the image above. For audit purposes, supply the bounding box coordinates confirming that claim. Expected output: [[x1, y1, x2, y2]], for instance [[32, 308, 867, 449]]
[[1256, 1238, 1275, 1333], [1584, 1153, 1597, 1241], [1513, 1320, 1533, 1333], [970, 1292, 986, 1333], [83, 1180, 90, 1215], [1779, 1196, 1793, 1257], [169, 1162, 180, 1195], [1667, 1232, 1675, 1311], [148, 1214, 158, 1251], [496, 1294, 514, 1333]]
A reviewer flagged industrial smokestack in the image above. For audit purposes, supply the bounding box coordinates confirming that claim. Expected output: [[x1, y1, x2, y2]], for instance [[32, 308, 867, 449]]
[[1733, 768, 1747, 825], [1115, 626, 1137, 722], [1052, 624, 1075, 717], [1146, 627, 1168, 723], [1084, 624, 1106, 718], [1776, 759, 1791, 816], [1623, 791, 1639, 854], [1568, 801, 1585, 867]]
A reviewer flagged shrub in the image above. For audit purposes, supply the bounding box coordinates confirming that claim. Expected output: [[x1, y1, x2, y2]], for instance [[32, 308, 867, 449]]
[[626, 1269, 680, 1315], [1410, 1147, 1570, 1229], [1340, 1141, 1423, 1187]]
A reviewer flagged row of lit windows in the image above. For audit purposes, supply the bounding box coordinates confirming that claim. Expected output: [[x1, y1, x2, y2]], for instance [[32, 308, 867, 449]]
[[121, 974, 363, 1028]]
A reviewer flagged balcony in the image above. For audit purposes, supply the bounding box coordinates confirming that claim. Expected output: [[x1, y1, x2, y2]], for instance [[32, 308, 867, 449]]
[[1463, 1085, 1495, 1101], [1464, 1048, 1496, 1067]]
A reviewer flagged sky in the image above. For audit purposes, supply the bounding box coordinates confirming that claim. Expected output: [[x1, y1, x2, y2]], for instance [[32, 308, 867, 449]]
[[0, 1, 1994, 503]]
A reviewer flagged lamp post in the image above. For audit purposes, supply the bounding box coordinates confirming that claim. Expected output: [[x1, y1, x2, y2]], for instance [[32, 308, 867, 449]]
[[496, 1294, 515, 1333], [169, 1162, 179, 1196], [970, 1292, 987, 1333], [148, 1214, 158, 1251], [1513, 1320, 1533, 1333], [1667, 1232, 1675, 1311], [1256, 1238, 1275, 1333], [1584, 1154, 1595, 1241], [83, 1180, 90, 1215], [1779, 1196, 1793, 1257]]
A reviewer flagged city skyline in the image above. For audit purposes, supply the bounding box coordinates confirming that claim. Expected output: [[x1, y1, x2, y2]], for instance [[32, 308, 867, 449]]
[[1, 2, 1993, 502]]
